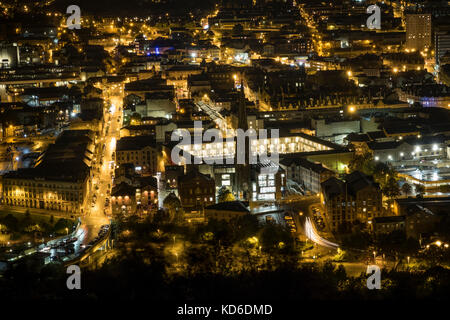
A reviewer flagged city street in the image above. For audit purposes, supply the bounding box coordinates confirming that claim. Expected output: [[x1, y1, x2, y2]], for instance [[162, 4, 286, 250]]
[[79, 93, 123, 247]]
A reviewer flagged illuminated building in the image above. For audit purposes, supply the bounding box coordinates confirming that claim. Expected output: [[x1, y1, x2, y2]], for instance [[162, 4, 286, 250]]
[[111, 180, 158, 216], [406, 14, 431, 51], [1, 130, 94, 215], [115, 135, 170, 174], [178, 168, 215, 213], [321, 171, 383, 232], [251, 162, 286, 202], [0, 43, 19, 69], [176, 132, 337, 160], [164, 165, 184, 191], [280, 157, 335, 194], [435, 28, 450, 65], [373, 216, 406, 235]]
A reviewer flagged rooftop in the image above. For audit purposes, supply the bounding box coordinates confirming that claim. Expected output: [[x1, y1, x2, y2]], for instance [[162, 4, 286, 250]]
[[205, 201, 250, 213]]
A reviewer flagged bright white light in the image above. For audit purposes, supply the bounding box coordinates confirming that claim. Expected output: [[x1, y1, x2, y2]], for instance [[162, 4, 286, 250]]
[[304, 217, 338, 249], [110, 137, 116, 149]]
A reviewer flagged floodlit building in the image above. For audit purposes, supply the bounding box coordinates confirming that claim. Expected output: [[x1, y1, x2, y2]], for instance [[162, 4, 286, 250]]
[[405, 14, 431, 51]]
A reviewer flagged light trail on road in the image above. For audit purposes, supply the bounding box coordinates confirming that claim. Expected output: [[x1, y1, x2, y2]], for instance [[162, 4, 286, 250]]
[[304, 217, 339, 249]]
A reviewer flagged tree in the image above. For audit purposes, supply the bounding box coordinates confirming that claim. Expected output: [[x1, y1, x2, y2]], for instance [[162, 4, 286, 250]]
[[20, 213, 34, 231], [53, 219, 72, 234], [162, 192, 184, 222], [259, 223, 293, 253], [217, 186, 235, 203], [401, 182, 412, 196], [373, 161, 393, 183], [415, 184, 425, 196], [153, 209, 170, 224], [348, 153, 374, 175], [341, 230, 372, 250], [231, 214, 260, 242], [0, 214, 19, 232], [382, 177, 401, 199], [438, 184, 450, 193]]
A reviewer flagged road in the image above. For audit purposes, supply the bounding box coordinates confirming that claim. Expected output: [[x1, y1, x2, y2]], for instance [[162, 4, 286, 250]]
[[298, 4, 325, 56], [79, 94, 123, 247], [26, 94, 123, 263], [283, 195, 400, 276], [282, 196, 339, 257], [46, 93, 122, 262]]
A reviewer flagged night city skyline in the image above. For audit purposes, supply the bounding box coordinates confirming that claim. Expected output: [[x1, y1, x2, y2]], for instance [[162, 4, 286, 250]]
[[0, 0, 449, 311]]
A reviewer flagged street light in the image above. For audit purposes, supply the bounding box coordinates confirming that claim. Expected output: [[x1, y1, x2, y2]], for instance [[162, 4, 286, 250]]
[[373, 251, 376, 262]]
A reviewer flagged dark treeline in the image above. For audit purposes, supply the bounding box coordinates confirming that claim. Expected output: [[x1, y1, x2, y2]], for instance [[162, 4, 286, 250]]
[[1, 248, 450, 301]]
